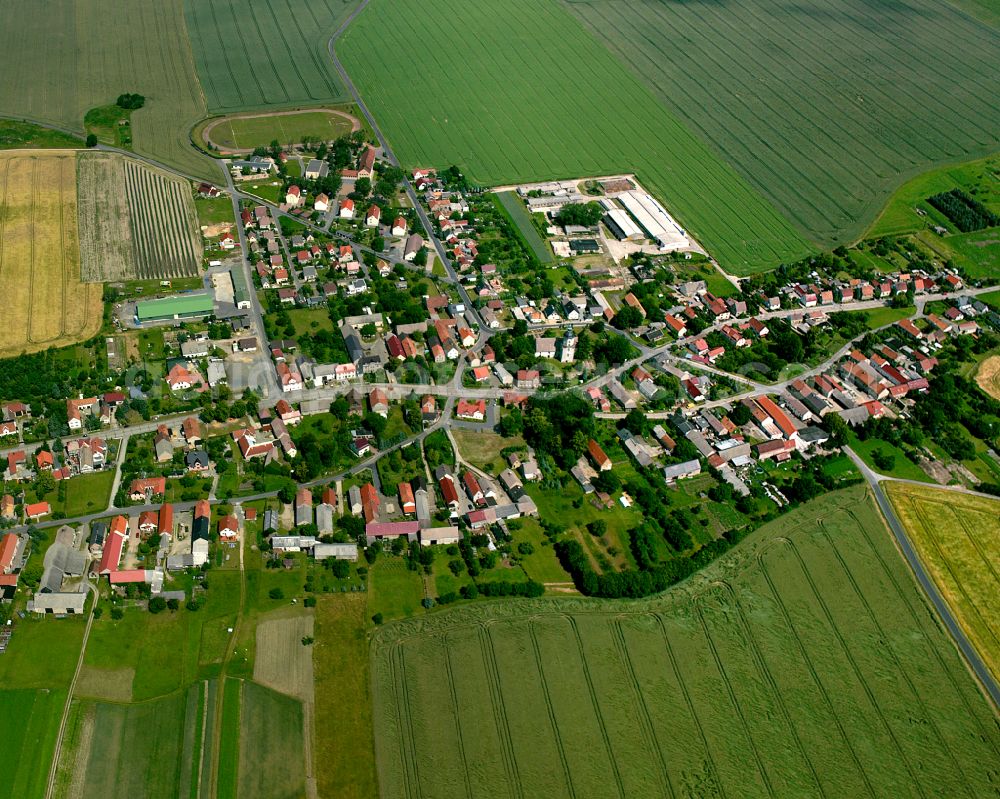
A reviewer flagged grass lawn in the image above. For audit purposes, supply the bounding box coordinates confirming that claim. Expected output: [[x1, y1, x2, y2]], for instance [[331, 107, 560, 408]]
[[368, 557, 425, 622], [508, 518, 573, 584], [194, 195, 235, 228], [452, 429, 525, 472], [239, 179, 283, 204], [0, 615, 85, 689], [238, 681, 306, 799], [287, 307, 334, 338], [862, 305, 916, 329], [0, 119, 82, 150], [313, 594, 378, 799], [83, 104, 133, 149], [848, 434, 933, 483], [61, 471, 115, 516], [217, 678, 242, 799]]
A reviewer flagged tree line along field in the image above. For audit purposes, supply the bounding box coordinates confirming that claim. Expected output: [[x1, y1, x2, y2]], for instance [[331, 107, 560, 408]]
[[886, 483, 1000, 683], [370, 486, 1000, 798], [0, 152, 103, 359], [0, 0, 213, 180], [77, 152, 202, 282], [184, 0, 357, 113], [338, 0, 811, 274], [564, 0, 1000, 250]]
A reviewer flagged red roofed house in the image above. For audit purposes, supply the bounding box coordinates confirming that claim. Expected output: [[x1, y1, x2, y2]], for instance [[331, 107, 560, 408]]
[[587, 439, 612, 471], [35, 450, 54, 470], [94, 516, 128, 575], [398, 482, 415, 514], [392, 217, 407, 236], [129, 476, 166, 501], [438, 473, 460, 512], [756, 395, 798, 440], [463, 471, 484, 505], [166, 363, 198, 391], [182, 417, 201, 445], [897, 318, 922, 340], [109, 569, 151, 585], [137, 510, 159, 534], [369, 388, 389, 417], [365, 521, 418, 545], [0, 532, 20, 574], [218, 515, 239, 541], [314, 193, 330, 212], [366, 205, 381, 227], [360, 483, 380, 524], [158, 504, 174, 536], [456, 399, 486, 421], [26, 501, 50, 520], [285, 185, 302, 207], [339, 198, 355, 218]]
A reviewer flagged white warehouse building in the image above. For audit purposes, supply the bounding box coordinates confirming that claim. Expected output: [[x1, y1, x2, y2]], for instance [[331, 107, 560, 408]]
[[619, 190, 689, 251]]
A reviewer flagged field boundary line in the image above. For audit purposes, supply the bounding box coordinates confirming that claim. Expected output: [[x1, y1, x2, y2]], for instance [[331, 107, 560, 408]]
[[526, 620, 578, 799], [478, 623, 523, 799], [852, 500, 1000, 757], [564, 615, 627, 798], [692, 587, 776, 798], [818, 515, 976, 797], [709, 579, 827, 797], [609, 617, 674, 798], [651, 613, 725, 798], [783, 535, 929, 797], [440, 632, 474, 799], [755, 539, 877, 798], [391, 641, 421, 799]]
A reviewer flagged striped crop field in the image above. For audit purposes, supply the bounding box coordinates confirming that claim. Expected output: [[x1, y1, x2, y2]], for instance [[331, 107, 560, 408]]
[[886, 483, 1000, 683], [78, 152, 202, 281], [495, 192, 553, 264], [338, 0, 812, 274], [0, 152, 103, 358], [565, 0, 1000, 250], [185, 0, 358, 113], [0, 0, 214, 180], [371, 486, 1000, 797]]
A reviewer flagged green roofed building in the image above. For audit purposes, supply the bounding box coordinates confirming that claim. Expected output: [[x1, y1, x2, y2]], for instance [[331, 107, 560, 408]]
[[136, 292, 215, 323]]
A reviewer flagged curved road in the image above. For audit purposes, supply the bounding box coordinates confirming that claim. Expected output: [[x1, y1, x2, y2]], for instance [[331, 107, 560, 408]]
[[846, 447, 1000, 710]]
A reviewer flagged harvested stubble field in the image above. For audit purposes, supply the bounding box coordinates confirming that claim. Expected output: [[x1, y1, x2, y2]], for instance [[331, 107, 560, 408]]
[[0, 0, 213, 179], [253, 609, 315, 702], [185, 0, 356, 112], [371, 486, 1000, 798], [77, 152, 201, 281], [565, 0, 1000, 249], [0, 151, 102, 358], [339, 0, 810, 274], [54, 684, 207, 799], [887, 482, 1000, 683], [975, 355, 1000, 400]]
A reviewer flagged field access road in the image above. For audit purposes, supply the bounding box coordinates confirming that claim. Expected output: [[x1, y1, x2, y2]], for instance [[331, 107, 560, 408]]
[[43, 579, 98, 799], [847, 448, 1000, 710]]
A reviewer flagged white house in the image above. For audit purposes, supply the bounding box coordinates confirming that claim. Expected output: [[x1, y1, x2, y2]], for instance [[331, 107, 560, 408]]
[[391, 217, 407, 236], [285, 185, 302, 207], [314, 193, 330, 212]]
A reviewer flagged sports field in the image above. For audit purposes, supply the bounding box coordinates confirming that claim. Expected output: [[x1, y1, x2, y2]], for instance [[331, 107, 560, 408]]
[[185, 0, 357, 112], [0, 152, 103, 358], [371, 486, 1000, 797], [887, 483, 1000, 682], [77, 152, 202, 282], [0, 0, 212, 179], [566, 0, 1000, 249], [338, 0, 811, 274], [202, 109, 360, 153]]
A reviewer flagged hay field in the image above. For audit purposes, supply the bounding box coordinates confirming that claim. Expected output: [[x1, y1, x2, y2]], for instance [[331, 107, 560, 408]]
[[0, 0, 212, 179], [185, 0, 357, 112], [238, 681, 307, 799], [371, 486, 1000, 797], [77, 152, 201, 281], [339, 0, 811, 274], [0, 152, 102, 358], [975, 355, 1000, 400], [887, 482, 1000, 682], [566, 0, 1000, 249], [253, 609, 315, 702]]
